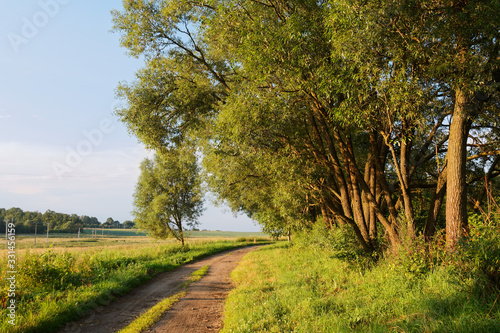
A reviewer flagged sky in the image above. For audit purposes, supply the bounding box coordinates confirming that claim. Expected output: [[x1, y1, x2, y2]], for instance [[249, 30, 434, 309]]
[[0, 0, 259, 232]]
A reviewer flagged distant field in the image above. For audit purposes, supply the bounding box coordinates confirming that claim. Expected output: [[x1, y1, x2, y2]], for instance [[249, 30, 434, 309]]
[[188, 230, 267, 238], [1, 229, 269, 250], [80, 228, 151, 237]]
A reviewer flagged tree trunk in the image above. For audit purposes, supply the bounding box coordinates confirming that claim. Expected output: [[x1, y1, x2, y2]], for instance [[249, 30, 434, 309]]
[[424, 164, 447, 241], [445, 88, 469, 250], [317, 117, 353, 220], [336, 132, 400, 248], [346, 138, 371, 243], [400, 126, 415, 237], [362, 156, 373, 237], [369, 132, 399, 225], [368, 164, 378, 245]]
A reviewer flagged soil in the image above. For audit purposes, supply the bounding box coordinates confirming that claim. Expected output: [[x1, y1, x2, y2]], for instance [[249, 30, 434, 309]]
[[58, 246, 259, 333]]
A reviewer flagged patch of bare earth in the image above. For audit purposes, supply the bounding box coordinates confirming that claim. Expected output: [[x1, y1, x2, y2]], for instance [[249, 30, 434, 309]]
[[58, 246, 259, 333]]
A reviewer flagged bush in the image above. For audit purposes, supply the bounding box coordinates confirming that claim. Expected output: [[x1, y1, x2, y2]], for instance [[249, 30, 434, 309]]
[[391, 230, 447, 280], [391, 213, 500, 296], [293, 222, 372, 267], [453, 214, 500, 291], [19, 251, 82, 291]]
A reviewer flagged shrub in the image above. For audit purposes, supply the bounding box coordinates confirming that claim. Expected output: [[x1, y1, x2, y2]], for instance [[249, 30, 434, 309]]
[[18, 251, 81, 290], [293, 222, 372, 268], [453, 214, 500, 291]]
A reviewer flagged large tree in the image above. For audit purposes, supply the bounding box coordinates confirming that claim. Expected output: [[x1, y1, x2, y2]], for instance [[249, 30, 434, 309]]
[[113, 0, 500, 252], [133, 147, 204, 247], [329, 0, 500, 249]]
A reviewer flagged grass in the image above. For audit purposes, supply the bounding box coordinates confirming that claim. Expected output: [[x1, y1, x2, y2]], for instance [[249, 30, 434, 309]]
[[118, 265, 210, 333], [119, 292, 187, 333], [222, 242, 500, 332], [7, 235, 155, 250], [0, 239, 269, 333]]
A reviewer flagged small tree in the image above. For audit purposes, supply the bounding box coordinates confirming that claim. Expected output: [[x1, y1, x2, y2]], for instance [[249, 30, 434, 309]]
[[103, 217, 115, 228], [133, 147, 204, 247], [123, 220, 135, 229]]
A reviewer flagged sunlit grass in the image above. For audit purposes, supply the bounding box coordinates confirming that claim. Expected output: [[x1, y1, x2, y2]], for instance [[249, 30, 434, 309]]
[[223, 242, 500, 332], [0, 240, 266, 333]]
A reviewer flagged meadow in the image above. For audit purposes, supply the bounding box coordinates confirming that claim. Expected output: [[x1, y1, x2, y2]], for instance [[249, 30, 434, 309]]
[[0, 230, 269, 333], [223, 225, 500, 332], [5, 229, 267, 250]]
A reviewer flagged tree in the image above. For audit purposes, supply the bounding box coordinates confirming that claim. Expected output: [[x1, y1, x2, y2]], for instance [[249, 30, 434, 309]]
[[112, 0, 410, 250], [133, 147, 204, 247], [81, 215, 101, 228], [329, 0, 500, 249], [113, 0, 500, 253], [103, 217, 121, 228], [123, 220, 135, 229]]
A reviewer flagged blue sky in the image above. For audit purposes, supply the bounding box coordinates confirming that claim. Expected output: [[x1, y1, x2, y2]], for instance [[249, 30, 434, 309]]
[[0, 0, 259, 231]]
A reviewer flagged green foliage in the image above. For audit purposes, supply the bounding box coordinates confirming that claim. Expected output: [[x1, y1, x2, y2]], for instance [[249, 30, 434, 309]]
[[133, 147, 204, 245], [293, 222, 371, 266], [453, 214, 500, 291], [19, 251, 81, 291], [115, 56, 219, 150], [0, 208, 105, 234], [386, 213, 500, 295], [113, 0, 500, 253]]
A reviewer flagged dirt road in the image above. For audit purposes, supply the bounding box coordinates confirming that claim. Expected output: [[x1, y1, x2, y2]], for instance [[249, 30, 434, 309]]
[[59, 246, 259, 333]]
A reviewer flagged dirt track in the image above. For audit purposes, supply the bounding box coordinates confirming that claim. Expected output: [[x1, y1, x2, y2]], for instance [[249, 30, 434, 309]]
[[59, 246, 259, 333]]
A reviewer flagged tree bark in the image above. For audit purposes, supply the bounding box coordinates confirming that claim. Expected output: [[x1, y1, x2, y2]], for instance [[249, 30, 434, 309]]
[[424, 163, 447, 241], [369, 132, 399, 225], [445, 88, 469, 250], [400, 122, 415, 236], [335, 132, 401, 248], [345, 137, 371, 245], [368, 163, 378, 244]]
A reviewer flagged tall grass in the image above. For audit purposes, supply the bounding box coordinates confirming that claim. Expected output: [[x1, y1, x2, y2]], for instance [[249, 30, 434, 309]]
[[0, 240, 261, 333], [223, 224, 500, 332]]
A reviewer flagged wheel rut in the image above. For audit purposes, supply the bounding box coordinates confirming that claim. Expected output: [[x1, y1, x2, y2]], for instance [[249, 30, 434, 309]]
[[58, 246, 259, 333]]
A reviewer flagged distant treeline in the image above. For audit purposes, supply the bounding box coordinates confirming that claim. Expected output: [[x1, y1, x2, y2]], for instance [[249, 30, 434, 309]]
[[0, 207, 135, 234]]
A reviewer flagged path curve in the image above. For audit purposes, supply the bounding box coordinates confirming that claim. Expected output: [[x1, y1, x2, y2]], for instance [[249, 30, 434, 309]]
[[59, 246, 259, 333]]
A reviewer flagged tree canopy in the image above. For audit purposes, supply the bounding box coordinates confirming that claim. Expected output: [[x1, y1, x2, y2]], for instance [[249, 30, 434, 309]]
[[132, 147, 204, 246], [114, 0, 500, 251], [0, 207, 109, 233]]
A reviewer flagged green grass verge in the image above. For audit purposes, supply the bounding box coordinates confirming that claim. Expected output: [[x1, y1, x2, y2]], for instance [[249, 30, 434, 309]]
[[223, 242, 500, 332], [118, 265, 210, 333], [0, 240, 267, 333]]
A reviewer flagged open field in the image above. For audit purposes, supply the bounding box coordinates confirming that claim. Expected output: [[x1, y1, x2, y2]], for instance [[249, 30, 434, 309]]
[[0, 229, 269, 251]]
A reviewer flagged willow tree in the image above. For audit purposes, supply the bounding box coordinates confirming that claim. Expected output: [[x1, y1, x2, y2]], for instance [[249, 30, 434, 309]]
[[113, 0, 500, 252], [197, 0, 397, 251], [133, 148, 204, 247], [328, 0, 500, 249], [113, 0, 345, 244], [113, 0, 413, 251]]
